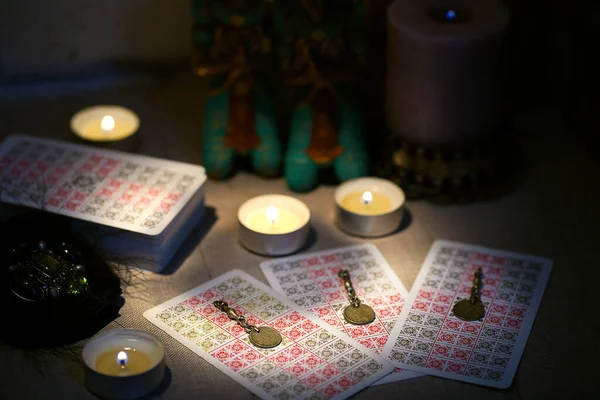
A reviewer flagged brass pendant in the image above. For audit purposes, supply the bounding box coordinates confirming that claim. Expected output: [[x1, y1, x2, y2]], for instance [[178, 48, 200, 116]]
[[213, 300, 283, 349], [249, 327, 283, 349], [343, 303, 376, 325], [452, 267, 485, 321], [452, 299, 485, 321], [338, 269, 377, 325]]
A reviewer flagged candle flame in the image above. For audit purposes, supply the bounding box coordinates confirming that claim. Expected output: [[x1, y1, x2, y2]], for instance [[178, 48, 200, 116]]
[[266, 206, 278, 224], [101, 115, 115, 132], [116, 350, 128, 368], [361, 191, 373, 205], [446, 9, 457, 20]]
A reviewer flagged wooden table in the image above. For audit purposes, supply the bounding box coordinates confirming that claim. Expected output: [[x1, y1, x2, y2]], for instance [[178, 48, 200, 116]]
[[0, 75, 598, 399]]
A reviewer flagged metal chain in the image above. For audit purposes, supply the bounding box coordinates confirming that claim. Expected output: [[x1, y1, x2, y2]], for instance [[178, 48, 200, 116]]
[[338, 269, 361, 307], [213, 300, 260, 333], [469, 268, 483, 304]]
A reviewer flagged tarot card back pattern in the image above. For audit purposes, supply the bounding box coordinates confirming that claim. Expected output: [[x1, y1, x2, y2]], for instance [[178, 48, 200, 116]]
[[151, 274, 388, 400], [265, 246, 405, 352], [388, 243, 547, 385], [0, 137, 200, 234]]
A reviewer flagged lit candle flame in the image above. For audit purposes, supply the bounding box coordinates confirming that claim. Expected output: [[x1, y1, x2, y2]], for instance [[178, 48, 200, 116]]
[[266, 206, 278, 225], [361, 191, 373, 205], [116, 351, 128, 368], [101, 115, 115, 132]]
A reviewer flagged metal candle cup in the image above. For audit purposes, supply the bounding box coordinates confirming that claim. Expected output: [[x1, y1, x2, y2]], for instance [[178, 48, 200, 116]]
[[238, 195, 310, 256], [335, 177, 406, 237], [82, 329, 165, 400]]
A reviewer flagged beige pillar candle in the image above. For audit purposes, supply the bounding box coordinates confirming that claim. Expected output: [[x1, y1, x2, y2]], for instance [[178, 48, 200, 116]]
[[386, 0, 508, 147]]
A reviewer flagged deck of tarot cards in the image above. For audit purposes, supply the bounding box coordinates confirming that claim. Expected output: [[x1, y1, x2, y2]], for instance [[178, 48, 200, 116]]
[[0, 134, 207, 272]]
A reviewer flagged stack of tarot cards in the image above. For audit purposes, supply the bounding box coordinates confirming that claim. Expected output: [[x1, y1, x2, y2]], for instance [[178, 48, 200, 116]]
[[0, 134, 207, 272]]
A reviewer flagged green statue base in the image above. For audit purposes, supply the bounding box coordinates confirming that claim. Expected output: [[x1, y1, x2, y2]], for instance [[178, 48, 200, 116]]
[[284, 89, 368, 192]]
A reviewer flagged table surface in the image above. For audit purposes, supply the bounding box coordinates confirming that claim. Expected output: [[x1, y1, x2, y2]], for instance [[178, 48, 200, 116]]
[[0, 75, 599, 400]]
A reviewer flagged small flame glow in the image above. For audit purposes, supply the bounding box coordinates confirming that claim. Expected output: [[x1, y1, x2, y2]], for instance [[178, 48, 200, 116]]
[[101, 115, 115, 132], [116, 351, 128, 367], [361, 191, 373, 205], [266, 206, 278, 224]]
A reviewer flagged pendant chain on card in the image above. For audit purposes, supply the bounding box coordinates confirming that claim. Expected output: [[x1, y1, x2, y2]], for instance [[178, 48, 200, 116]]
[[339, 269, 376, 325], [213, 300, 282, 349], [452, 267, 486, 321]]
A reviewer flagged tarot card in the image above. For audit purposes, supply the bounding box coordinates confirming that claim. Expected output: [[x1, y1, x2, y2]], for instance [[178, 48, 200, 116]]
[[382, 240, 552, 388], [261, 244, 423, 384], [0, 134, 205, 236], [144, 270, 394, 400]]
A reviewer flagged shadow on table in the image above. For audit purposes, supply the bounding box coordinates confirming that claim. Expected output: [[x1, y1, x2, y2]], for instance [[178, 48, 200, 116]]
[[396, 207, 412, 234], [159, 206, 218, 275], [138, 366, 172, 399], [298, 225, 318, 253]]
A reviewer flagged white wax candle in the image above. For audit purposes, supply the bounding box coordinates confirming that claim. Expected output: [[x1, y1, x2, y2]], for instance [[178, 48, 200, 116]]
[[238, 194, 311, 256], [244, 205, 303, 234], [339, 190, 393, 216], [71, 105, 139, 142], [94, 347, 153, 377]]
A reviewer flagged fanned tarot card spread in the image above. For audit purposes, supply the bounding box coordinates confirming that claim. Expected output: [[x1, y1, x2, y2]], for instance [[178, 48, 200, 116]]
[[382, 241, 552, 388], [261, 244, 423, 385], [144, 270, 394, 400], [0, 135, 205, 235]]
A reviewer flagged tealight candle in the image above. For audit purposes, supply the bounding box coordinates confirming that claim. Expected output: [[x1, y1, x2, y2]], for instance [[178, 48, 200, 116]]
[[238, 194, 310, 256], [244, 205, 302, 234], [82, 329, 165, 400], [335, 177, 406, 237], [71, 105, 140, 150], [339, 190, 393, 216], [95, 348, 154, 376]]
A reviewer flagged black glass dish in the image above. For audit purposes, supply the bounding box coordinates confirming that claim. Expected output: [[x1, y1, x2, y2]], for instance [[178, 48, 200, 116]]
[[1, 212, 122, 347]]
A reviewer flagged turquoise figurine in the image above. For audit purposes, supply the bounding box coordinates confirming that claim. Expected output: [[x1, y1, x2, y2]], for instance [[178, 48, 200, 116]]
[[285, 88, 368, 192], [192, 0, 281, 180], [275, 0, 369, 192]]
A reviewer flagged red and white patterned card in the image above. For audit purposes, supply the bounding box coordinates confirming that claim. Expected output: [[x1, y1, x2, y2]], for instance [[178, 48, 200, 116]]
[[0, 134, 205, 236], [261, 244, 423, 385], [144, 270, 393, 400], [383, 240, 552, 388]]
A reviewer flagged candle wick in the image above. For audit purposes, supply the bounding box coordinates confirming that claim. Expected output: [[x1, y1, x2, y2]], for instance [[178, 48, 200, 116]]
[[116, 350, 128, 369], [266, 206, 278, 225], [361, 191, 373, 205]]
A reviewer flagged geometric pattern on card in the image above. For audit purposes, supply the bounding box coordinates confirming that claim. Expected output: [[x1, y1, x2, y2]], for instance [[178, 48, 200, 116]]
[[0, 135, 205, 235], [261, 244, 423, 384], [383, 240, 552, 388], [144, 270, 393, 400]]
